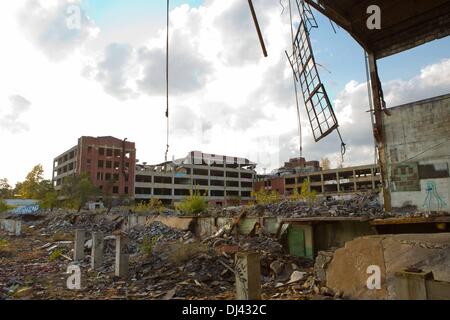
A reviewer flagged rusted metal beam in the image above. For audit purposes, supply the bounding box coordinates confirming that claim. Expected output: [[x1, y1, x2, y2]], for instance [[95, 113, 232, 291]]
[[248, 0, 268, 57], [367, 52, 391, 212]]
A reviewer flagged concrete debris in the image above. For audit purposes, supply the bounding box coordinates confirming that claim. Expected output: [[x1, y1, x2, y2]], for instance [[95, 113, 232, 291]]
[[0, 210, 332, 300], [314, 251, 335, 283], [204, 193, 389, 218]]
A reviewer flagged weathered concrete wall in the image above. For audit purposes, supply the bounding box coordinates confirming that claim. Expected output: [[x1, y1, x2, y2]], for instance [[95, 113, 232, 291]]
[[326, 233, 450, 300], [0, 219, 21, 236], [124, 214, 280, 238], [383, 94, 450, 212], [145, 216, 195, 231]]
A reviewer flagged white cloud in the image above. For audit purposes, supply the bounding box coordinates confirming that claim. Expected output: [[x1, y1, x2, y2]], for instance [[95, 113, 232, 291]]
[[307, 58, 450, 169], [0, 95, 32, 133], [18, 0, 98, 61]]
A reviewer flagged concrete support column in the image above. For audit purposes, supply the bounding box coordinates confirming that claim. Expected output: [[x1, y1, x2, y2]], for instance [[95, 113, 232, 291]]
[[74, 229, 85, 261], [235, 252, 261, 300], [368, 52, 391, 211], [371, 167, 376, 190], [321, 174, 325, 193], [115, 236, 129, 278], [336, 172, 341, 193], [353, 170, 357, 192], [15, 220, 22, 236], [91, 232, 104, 269]]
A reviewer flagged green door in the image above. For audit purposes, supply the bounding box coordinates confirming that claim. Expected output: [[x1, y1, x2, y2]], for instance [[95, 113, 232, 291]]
[[288, 225, 306, 257]]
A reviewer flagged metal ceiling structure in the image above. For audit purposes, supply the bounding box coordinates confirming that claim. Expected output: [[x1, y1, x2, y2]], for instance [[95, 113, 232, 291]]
[[303, 0, 450, 210], [304, 0, 450, 59]]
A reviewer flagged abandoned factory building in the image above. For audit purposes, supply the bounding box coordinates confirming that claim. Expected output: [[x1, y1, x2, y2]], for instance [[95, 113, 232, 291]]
[[135, 151, 256, 205], [52, 136, 136, 198]]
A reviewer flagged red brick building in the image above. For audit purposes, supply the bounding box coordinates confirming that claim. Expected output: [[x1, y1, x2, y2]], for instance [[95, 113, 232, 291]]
[[53, 136, 136, 199], [254, 176, 285, 194]]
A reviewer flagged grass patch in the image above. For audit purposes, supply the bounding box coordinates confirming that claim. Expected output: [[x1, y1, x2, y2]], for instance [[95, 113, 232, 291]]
[[48, 249, 63, 262], [0, 238, 13, 258], [51, 232, 74, 242], [140, 235, 159, 256], [0, 239, 9, 248], [176, 188, 208, 215], [251, 189, 281, 205], [134, 198, 165, 214]]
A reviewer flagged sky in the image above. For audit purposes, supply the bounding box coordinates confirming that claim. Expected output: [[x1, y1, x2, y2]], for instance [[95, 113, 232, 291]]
[[0, 0, 449, 185]]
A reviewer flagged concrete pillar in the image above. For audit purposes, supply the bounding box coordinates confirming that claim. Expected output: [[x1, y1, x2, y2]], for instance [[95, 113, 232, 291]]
[[74, 229, 85, 261], [321, 174, 325, 193], [336, 172, 341, 193], [371, 167, 376, 190], [91, 232, 104, 269], [115, 236, 129, 278], [235, 252, 261, 300], [353, 170, 357, 191], [368, 52, 391, 211], [15, 220, 22, 236]]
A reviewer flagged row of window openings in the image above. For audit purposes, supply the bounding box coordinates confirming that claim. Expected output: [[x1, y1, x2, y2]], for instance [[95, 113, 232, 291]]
[[56, 151, 76, 166], [88, 146, 131, 158], [96, 172, 130, 182], [88, 160, 129, 170], [135, 188, 251, 197], [56, 163, 74, 175], [136, 174, 253, 183], [136, 176, 252, 188], [285, 173, 380, 184], [99, 185, 129, 194]]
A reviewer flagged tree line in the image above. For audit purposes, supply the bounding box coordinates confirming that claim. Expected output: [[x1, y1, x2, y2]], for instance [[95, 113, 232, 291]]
[[0, 164, 100, 212]]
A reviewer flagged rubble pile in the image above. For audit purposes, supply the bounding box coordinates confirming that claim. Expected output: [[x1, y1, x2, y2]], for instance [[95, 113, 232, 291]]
[[204, 193, 385, 218], [129, 222, 192, 243], [35, 211, 118, 235]]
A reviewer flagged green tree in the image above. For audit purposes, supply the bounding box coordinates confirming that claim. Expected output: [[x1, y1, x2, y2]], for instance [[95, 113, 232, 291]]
[[41, 191, 58, 211], [102, 180, 115, 213], [37, 180, 54, 199], [300, 180, 317, 207], [61, 173, 99, 212], [0, 178, 13, 199], [176, 187, 208, 215], [18, 165, 45, 199], [0, 199, 9, 212]]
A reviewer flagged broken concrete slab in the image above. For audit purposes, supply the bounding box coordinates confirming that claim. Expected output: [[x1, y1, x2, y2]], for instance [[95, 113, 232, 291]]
[[235, 252, 261, 300], [91, 232, 104, 269], [115, 236, 129, 278], [314, 251, 335, 283], [74, 229, 85, 261], [325, 233, 450, 299]]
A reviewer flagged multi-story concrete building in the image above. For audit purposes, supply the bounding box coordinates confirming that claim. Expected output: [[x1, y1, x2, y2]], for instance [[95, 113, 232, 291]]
[[255, 158, 382, 197], [282, 164, 381, 196], [135, 151, 256, 205], [53, 136, 136, 198]]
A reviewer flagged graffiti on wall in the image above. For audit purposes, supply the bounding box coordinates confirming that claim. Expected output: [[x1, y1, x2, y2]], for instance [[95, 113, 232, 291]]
[[422, 181, 447, 212], [11, 205, 40, 215]]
